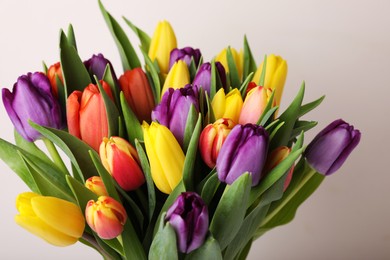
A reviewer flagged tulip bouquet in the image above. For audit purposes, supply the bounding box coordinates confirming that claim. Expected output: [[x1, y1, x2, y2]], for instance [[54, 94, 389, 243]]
[[0, 1, 361, 259]]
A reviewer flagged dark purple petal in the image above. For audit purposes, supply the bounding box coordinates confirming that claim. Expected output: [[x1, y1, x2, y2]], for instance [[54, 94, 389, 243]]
[[192, 62, 226, 95], [84, 53, 118, 82], [168, 214, 188, 253], [187, 206, 209, 253], [169, 47, 201, 70]]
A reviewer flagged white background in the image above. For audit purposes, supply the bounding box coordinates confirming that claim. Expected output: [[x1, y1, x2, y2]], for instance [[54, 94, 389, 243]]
[[0, 0, 389, 259]]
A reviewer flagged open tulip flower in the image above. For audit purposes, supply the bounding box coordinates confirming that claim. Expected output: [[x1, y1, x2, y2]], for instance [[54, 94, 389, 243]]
[[212, 88, 243, 123]]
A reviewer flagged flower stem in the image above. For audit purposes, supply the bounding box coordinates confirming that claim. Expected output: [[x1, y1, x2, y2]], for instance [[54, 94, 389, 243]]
[[43, 138, 69, 175]]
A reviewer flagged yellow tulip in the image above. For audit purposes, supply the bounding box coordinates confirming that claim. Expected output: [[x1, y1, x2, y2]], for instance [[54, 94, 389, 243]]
[[142, 122, 185, 194], [216, 47, 243, 80], [15, 192, 85, 247], [252, 54, 287, 107], [148, 20, 177, 74], [161, 60, 190, 98], [211, 88, 243, 123]]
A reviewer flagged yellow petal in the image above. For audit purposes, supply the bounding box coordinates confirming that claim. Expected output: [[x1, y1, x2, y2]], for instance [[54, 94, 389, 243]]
[[161, 60, 190, 97], [16, 192, 39, 216], [211, 88, 226, 120], [224, 89, 243, 123]]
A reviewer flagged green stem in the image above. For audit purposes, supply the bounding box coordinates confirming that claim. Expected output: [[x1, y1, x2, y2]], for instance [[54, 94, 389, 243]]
[[43, 138, 69, 175]]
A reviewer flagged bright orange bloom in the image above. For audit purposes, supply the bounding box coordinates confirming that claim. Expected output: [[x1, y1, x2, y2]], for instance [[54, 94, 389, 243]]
[[47, 62, 63, 98]]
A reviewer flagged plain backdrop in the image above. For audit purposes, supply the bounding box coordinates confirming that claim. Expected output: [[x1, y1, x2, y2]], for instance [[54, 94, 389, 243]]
[[0, 0, 389, 259]]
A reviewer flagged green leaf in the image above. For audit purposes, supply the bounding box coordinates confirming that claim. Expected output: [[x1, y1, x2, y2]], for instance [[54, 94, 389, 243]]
[[141, 49, 161, 103], [242, 35, 257, 80], [98, 0, 141, 70], [210, 60, 222, 101], [269, 121, 285, 141], [238, 72, 254, 97], [200, 172, 220, 205], [210, 173, 251, 250], [298, 95, 325, 117], [233, 239, 252, 260], [185, 235, 222, 260], [149, 223, 178, 260], [123, 17, 151, 54], [30, 123, 99, 182], [14, 130, 50, 163], [291, 120, 317, 141], [122, 217, 147, 260], [257, 91, 275, 125], [102, 64, 120, 106], [66, 24, 77, 50], [259, 106, 278, 127], [258, 55, 267, 86], [183, 106, 199, 153], [226, 47, 241, 88], [120, 92, 143, 145], [66, 175, 98, 209]]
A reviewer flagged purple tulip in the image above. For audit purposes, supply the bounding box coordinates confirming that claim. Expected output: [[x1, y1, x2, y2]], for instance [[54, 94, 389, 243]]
[[169, 47, 201, 70], [216, 124, 269, 186], [192, 62, 226, 95], [84, 53, 118, 82], [165, 192, 209, 253], [152, 84, 199, 146], [304, 119, 361, 175], [2, 72, 63, 141]]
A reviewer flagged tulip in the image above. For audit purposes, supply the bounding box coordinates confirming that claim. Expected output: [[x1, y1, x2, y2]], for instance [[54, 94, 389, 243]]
[[99, 136, 145, 191], [85, 196, 127, 240], [169, 47, 201, 70], [148, 20, 177, 74], [84, 53, 118, 82], [152, 85, 199, 146], [15, 192, 85, 247], [199, 118, 235, 168], [238, 85, 274, 124], [211, 88, 243, 123], [142, 122, 185, 194], [252, 54, 287, 107], [304, 119, 361, 176], [192, 62, 226, 95], [216, 124, 269, 186], [47, 62, 64, 98], [67, 80, 113, 151], [264, 146, 294, 191], [119, 68, 155, 122], [85, 176, 109, 197], [165, 192, 209, 253], [161, 60, 190, 97], [215, 47, 243, 80], [2, 72, 63, 142]]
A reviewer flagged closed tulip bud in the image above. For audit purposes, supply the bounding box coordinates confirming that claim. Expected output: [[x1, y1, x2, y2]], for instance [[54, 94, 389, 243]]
[[84, 53, 118, 82], [165, 192, 209, 253], [169, 47, 201, 70], [217, 124, 269, 186], [142, 122, 185, 194], [152, 84, 199, 146], [148, 20, 177, 74], [47, 62, 64, 98], [253, 54, 287, 107], [238, 85, 274, 124], [2, 72, 63, 142], [119, 68, 155, 122], [15, 192, 85, 247], [216, 47, 243, 80], [264, 146, 294, 191], [161, 60, 190, 97], [304, 119, 361, 176], [67, 80, 113, 151], [85, 176, 109, 196], [199, 118, 235, 168], [85, 196, 127, 240], [211, 88, 243, 123], [99, 136, 145, 191], [192, 62, 226, 95]]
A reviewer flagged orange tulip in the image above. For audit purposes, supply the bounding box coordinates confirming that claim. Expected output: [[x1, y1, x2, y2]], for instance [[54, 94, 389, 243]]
[[47, 62, 63, 98], [67, 80, 113, 151], [85, 176, 108, 197]]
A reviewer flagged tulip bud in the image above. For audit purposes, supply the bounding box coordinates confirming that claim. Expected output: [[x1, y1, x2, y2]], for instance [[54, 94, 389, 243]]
[[165, 192, 209, 253], [119, 68, 155, 122], [67, 80, 113, 151], [304, 119, 361, 175], [2, 72, 63, 142], [238, 85, 274, 124], [264, 146, 294, 191], [152, 84, 199, 146], [148, 20, 177, 74], [192, 62, 226, 95], [85, 196, 127, 240], [99, 136, 145, 191], [211, 88, 243, 123], [15, 192, 85, 247], [252, 54, 287, 107], [161, 60, 190, 97], [199, 118, 235, 168], [169, 47, 201, 70], [215, 47, 243, 80], [47, 62, 64, 98], [142, 122, 185, 194], [216, 124, 269, 186], [84, 53, 118, 82], [85, 176, 109, 196]]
